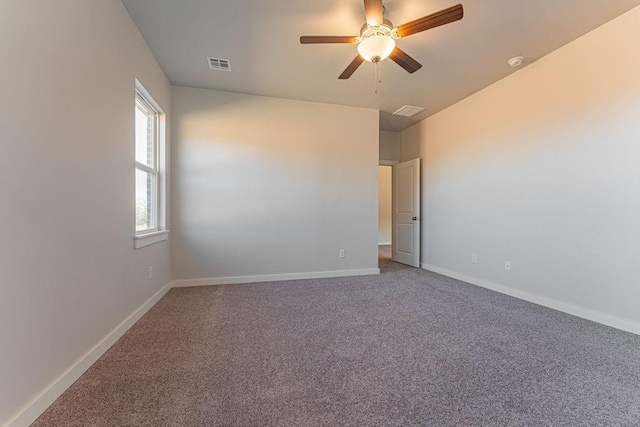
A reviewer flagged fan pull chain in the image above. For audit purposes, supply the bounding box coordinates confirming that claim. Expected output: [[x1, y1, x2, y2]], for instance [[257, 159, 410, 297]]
[[374, 61, 382, 93]]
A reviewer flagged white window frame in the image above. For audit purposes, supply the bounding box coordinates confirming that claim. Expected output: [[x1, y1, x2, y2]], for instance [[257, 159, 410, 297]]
[[134, 81, 168, 249]]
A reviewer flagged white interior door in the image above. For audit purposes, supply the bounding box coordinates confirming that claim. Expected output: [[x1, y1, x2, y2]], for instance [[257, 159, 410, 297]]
[[392, 158, 421, 267]]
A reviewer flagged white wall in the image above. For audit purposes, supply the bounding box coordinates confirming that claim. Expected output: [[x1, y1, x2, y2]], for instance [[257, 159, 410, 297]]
[[379, 131, 400, 162], [0, 1, 172, 425], [171, 87, 379, 281], [378, 166, 392, 245], [401, 6, 640, 332]]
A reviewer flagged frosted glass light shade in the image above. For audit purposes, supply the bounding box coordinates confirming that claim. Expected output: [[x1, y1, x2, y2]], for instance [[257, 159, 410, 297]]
[[357, 35, 396, 62]]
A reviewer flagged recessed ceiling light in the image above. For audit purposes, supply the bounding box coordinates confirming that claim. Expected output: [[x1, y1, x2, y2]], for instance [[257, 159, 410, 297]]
[[393, 105, 426, 117], [508, 56, 525, 68]]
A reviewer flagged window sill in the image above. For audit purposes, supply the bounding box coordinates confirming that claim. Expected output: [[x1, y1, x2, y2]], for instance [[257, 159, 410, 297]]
[[134, 230, 169, 249]]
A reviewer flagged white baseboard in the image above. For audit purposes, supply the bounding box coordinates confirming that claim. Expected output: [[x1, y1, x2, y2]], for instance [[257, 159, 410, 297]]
[[5, 282, 172, 427], [172, 268, 380, 288], [421, 263, 640, 336], [378, 242, 391, 246]]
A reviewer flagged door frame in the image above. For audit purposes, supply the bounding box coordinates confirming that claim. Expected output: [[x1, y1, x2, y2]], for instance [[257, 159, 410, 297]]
[[379, 160, 399, 167]]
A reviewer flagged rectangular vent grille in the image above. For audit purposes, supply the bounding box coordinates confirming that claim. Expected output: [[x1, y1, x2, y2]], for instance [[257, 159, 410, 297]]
[[393, 105, 425, 117], [207, 57, 231, 72]]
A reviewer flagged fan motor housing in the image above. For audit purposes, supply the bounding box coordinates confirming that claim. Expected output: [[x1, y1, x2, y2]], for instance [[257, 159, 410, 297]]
[[359, 19, 396, 40]]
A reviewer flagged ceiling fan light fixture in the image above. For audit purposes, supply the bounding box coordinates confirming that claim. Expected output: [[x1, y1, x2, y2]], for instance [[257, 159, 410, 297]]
[[357, 35, 396, 62]]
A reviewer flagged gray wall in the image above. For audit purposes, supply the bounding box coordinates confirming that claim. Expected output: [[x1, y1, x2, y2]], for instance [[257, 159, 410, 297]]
[[171, 87, 379, 281], [379, 131, 400, 162], [399, 134, 419, 162], [400, 6, 640, 332], [0, 1, 172, 424]]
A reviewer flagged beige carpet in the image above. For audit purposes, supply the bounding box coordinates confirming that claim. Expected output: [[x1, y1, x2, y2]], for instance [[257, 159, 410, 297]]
[[34, 246, 640, 425]]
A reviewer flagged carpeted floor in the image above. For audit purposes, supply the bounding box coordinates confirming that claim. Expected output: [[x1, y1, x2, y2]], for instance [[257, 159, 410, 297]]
[[34, 246, 640, 426]]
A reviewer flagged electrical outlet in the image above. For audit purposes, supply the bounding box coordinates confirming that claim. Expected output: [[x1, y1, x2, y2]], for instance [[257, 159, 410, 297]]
[[339, 249, 346, 258], [472, 253, 478, 264], [148, 266, 153, 279], [505, 261, 511, 271]]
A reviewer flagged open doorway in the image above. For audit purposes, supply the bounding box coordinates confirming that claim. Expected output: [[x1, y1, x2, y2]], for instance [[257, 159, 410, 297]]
[[378, 165, 393, 265], [378, 159, 422, 270]]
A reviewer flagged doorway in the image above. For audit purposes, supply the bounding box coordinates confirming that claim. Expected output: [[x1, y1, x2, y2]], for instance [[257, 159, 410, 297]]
[[378, 159, 421, 269], [378, 165, 393, 247], [378, 164, 393, 268]]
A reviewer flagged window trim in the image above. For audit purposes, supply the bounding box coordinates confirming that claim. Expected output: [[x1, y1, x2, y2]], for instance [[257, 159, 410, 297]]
[[134, 230, 169, 249], [134, 81, 168, 248]]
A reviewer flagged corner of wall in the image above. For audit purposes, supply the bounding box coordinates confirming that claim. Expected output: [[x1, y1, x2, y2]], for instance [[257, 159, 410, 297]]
[[4, 282, 173, 427]]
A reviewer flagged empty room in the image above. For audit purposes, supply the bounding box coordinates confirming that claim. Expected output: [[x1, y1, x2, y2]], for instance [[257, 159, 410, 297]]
[[3, 0, 640, 425]]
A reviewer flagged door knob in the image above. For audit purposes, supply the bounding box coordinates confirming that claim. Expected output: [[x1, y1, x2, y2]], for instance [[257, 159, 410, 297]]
[[412, 217, 417, 220]]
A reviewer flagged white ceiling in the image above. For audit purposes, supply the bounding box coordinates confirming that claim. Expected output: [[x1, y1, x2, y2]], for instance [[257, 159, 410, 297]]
[[122, 0, 640, 131]]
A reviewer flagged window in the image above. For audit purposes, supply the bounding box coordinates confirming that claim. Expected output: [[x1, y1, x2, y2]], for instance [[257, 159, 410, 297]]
[[134, 83, 167, 248]]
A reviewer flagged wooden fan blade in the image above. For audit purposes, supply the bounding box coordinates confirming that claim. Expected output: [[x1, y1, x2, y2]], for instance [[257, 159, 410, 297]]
[[396, 4, 463, 38], [339, 55, 365, 79], [389, 47, 422, 73], [364, 0, 384, 26], [300, 36, 357, 44]]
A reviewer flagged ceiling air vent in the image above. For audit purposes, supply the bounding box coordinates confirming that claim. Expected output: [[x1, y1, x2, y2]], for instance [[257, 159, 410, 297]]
[[393, 105, 425, 117], [207, 57, 232, 72]]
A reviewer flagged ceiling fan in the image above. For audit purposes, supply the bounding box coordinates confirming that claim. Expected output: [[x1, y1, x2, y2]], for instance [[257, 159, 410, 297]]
[[300, 1, 464, 79]]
